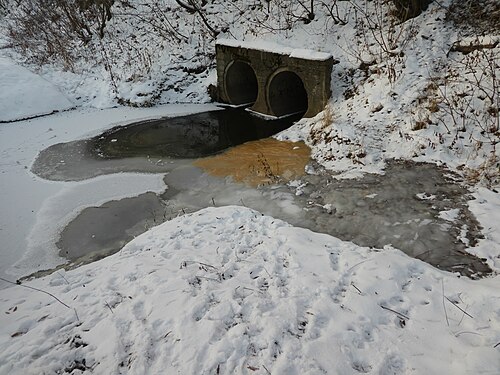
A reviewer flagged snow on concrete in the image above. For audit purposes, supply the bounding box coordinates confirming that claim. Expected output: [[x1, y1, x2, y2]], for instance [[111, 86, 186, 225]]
[[0, 57, 74, 122], [217, 39, 333, 61], [0, 206, 499, 374]]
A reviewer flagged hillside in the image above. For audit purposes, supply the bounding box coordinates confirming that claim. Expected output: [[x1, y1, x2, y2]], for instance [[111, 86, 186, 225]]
[[1, 0, 498, 185], [0, 1, 499, 374]]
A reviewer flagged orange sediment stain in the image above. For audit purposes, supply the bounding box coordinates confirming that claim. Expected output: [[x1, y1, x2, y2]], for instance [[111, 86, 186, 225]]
[[194, 138, 311, 186]]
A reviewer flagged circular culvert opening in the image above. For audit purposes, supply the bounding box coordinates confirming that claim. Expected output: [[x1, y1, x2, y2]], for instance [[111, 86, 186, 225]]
[[225, 61, 258, 105], [268, 71, 308, 117]]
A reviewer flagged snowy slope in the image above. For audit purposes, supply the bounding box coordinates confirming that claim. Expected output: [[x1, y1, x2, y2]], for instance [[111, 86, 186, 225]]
[[0, 57, 74, 122], [0, 2, 499, 373], [3, 0, 497, 184], [0, 206, 499, 374]]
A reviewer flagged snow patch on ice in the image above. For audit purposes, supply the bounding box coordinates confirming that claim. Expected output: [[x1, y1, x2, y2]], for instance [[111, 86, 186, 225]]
[[438, 208, 460, 222]]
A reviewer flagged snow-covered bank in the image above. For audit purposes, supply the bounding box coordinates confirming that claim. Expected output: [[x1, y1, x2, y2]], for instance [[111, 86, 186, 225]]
[[0, 1, 499, 372], [0, 104, 218, 280], [467, 187, 500, 272], [0, 57, 74, 122], [0, 206, 499, 374]]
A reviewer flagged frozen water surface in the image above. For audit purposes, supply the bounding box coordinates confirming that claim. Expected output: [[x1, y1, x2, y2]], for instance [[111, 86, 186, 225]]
[[57, 192, 167, 263], [30, 109, 491, 278], [157, 160, 490, 278], [291, 161, 489, 277], [32, 108, 301, 181]]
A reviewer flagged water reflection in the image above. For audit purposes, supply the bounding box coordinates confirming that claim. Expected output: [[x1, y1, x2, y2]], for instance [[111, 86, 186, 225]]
[[32, 108, 302, 181], [30, 109, 492, 278], [91, 108, 303, 159]]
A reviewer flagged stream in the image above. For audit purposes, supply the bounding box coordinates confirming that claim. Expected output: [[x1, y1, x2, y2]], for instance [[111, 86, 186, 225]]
[[31, 108, 491, 278]]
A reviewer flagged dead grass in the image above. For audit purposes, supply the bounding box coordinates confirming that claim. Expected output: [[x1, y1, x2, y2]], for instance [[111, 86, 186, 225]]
[[446, 0, 500, 34]]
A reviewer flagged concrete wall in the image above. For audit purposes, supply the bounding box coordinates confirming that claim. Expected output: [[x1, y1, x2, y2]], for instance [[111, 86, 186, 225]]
[[216, 43, 334, 118]]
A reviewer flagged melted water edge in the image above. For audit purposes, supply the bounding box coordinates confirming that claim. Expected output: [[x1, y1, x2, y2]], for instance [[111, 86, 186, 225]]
[[30, 109, 491, 279]]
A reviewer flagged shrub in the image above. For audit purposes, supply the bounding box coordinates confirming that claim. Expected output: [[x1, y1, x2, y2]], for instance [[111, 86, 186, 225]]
[[5, 0, 114, 69]]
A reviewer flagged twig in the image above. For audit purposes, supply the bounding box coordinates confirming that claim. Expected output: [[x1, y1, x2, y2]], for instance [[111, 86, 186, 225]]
[[347, 259, 370, 273], [57, 272, 70, 285], [351, 283, 363, 295], [449, 40, 499, 56], [0, 277, 71, 310], [262, 267, 273, 279], [414, 249, 431, 259], [455, 331, 481, 338], [263, 364, 271, 375], [175, 0, 219, 37], [442, 279, 450, 326], [73, 308, 80, 322], [445, 297, 474, 319], [457, 306, 467, 327], [197, 261, 218, 270], [181, 260, 218, 270], [380, 305, 409, 320], [494, 342, 500, 348], [104, 301, 114, 314], [0, 277, 80, 322], [197, 276, 221, 283]]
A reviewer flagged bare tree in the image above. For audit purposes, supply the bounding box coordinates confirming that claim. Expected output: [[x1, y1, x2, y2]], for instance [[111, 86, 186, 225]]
[[297, 0, 315, 22], [5, 0, 115, 68], [175, 0, 219, 37]]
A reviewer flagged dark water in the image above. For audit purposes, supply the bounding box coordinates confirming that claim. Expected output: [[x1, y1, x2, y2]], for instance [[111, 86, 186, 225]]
[[30, 108, 492, 279], [91, 108, 303, 159], [32, 108, 302, 181], [154, 160, 491, 278], [57, 192, 166, 264], [293, 161, 490, 278]]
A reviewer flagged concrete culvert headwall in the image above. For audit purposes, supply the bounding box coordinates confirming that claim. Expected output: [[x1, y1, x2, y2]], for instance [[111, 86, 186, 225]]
[[224, 61, 258, 105], [216, 40, 334, 118], [268, 71, 308, 117]]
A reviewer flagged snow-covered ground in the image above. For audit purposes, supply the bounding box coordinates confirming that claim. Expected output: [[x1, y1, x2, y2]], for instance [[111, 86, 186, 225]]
[[0, 57, 74, 122], [3, 0, 497, 183], [1, 0, 499, 373], [1, 206, 499, 374], [0, 79, 499, 373]]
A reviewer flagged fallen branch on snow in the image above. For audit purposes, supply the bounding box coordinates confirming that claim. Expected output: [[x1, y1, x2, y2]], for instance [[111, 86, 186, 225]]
[[0, 277, 79, 322], [380, 305, 409, 320]]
